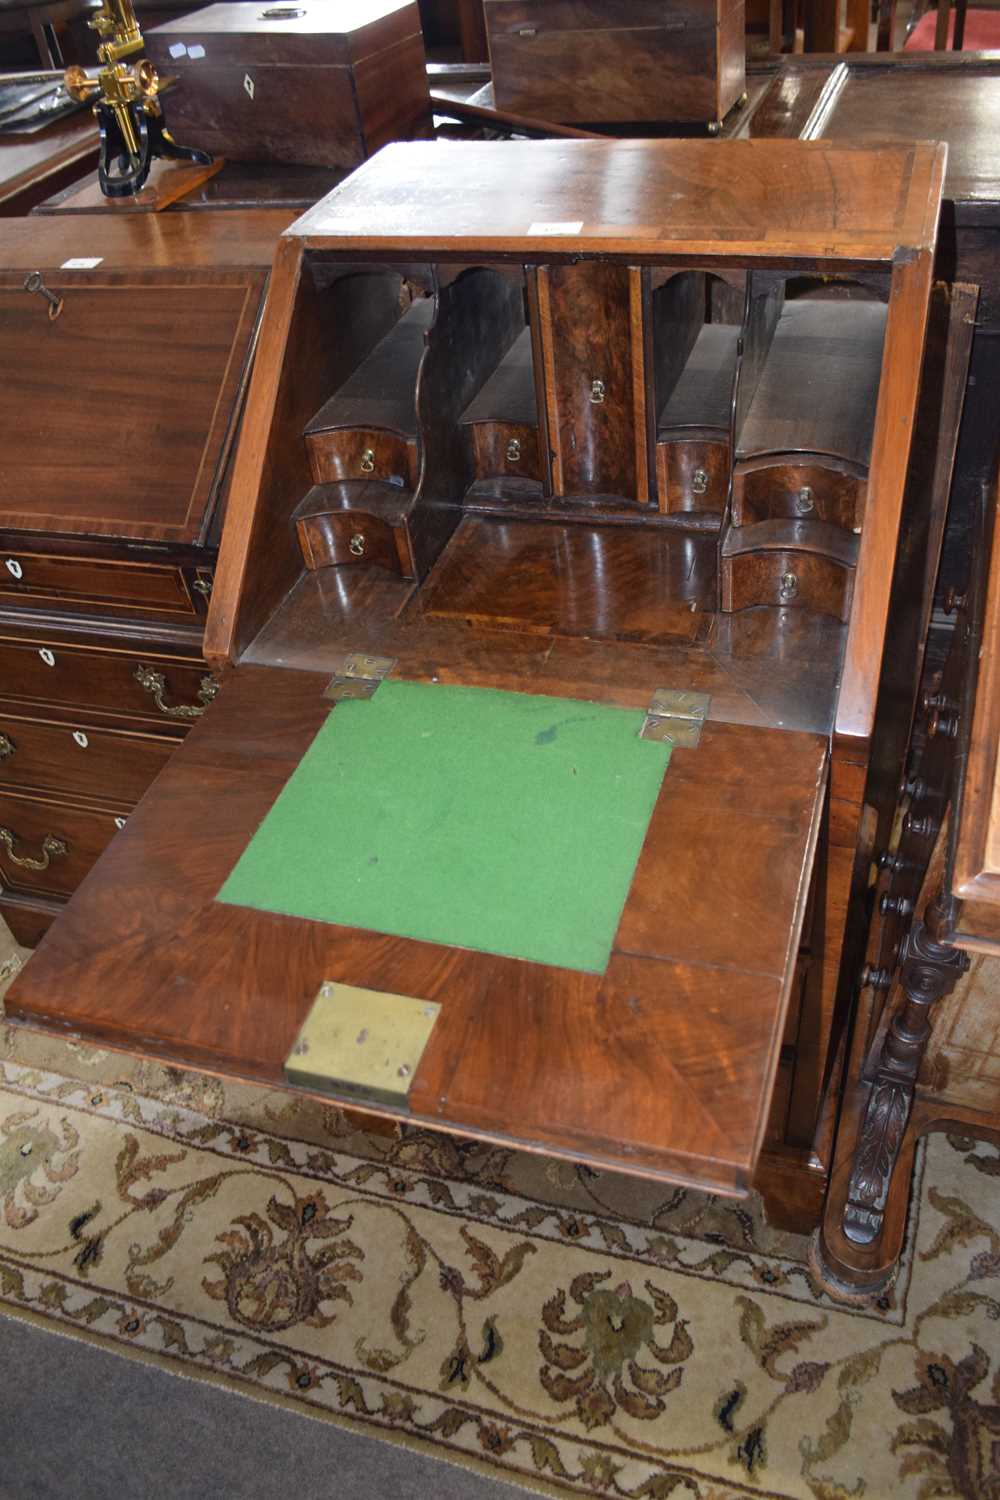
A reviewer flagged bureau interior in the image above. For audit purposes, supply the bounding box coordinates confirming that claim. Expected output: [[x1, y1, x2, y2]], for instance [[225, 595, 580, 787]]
[[248, 251, 891, 727]]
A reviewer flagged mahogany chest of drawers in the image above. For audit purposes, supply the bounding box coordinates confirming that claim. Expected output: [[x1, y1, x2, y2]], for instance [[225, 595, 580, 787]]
[[0, 210, 285, 943]]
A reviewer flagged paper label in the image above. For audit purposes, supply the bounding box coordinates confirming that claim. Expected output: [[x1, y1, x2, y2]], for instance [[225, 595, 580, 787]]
[[168, 41, 187, 57], [527, 220, 584, 236], [60, 257, 103, 269], [187, 43, 206, 58]]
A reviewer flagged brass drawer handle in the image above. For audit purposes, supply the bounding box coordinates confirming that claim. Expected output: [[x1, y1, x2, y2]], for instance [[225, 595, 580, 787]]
[[0, 733, 15, 762], [506, 438, 522, 463], [360, 448, 375, 474], [134, 665, 220, 719], [590, 379, 606, 405], [349, 534, 366, 557], [691, 468, 708, 496], [778, 571, 800, 603], [0, 828, 69, 871]]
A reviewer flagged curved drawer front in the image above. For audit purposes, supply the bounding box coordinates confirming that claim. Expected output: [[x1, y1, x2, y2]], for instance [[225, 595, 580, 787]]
[[466, 422, 541, 484], [0, 639, 216, 725], [306, 428, 417, 489], [0, 791, 125, 900], [656, 438, 729, 515], [721, 548, 855, 622], [0, 712, 176, 803], [296, 509, 408, 575], [0, 552, 198, 618], [732, 460, 865, 530]]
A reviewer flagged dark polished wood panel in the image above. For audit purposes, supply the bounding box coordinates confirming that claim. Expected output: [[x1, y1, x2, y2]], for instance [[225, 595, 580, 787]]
[[420, 517, 716, 644], [0, 273, 264, 544]]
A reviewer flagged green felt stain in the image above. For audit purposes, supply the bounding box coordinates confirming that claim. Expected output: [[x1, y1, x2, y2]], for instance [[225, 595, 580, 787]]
[[216, 681, 671, 974]]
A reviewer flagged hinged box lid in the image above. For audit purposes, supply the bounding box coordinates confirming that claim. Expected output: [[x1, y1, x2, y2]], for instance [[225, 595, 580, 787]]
[[147, 0, 423, 68]]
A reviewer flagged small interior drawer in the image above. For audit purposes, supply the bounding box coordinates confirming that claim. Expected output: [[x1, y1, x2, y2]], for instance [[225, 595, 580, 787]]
[[305, 427, 418, 489], [656, 438, 729, 516], [466, 422, 541, 484], [0, 710, 176, 804], [0, 789, 125, 900], [0, 638, 216, 725], [721, 519, 859, 622], [732, 459, 865, 530], [0, 551, 198, 618]]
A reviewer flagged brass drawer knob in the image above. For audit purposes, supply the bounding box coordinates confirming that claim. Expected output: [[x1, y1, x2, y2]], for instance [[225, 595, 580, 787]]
[[778, 571, 799, 603], [0, 828, 68, 872], [360, 449, 375, 474], [691, 468, 708, 496], [0, 733, 15, 762], [590, 379, 606, 405], [349, 534, 366, 558], [795, 486, 815, 515], [134, 665, 219, 719], [506, 438, 522, 464]]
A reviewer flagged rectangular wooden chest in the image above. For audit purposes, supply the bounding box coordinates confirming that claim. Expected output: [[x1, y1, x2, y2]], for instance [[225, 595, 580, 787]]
[[484, 0, 746, 128], [145, 0, 432, 168]]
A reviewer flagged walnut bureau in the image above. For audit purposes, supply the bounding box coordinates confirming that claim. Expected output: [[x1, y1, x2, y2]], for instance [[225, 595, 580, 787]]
[[0, 210, 289, 943], [6, 139, 945, 1223]]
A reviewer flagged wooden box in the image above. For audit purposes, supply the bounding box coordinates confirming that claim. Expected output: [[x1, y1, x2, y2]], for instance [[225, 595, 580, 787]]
[[484, 0, 746, 128], [145, 0, 431, 168]]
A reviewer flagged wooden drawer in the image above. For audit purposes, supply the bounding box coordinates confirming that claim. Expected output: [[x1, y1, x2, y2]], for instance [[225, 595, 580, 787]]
[[0, 639, 217, 725], [732, 459, 865, 530], [720, 519, 859, 623], [0, 711, 176, 803], [0, 551, 199, 618], [306, 427, 418, 489], [466, 422, 541, 484], [0, 790, 125, 900], [297, 509, 407, 575], [656, 438, 729, 515]]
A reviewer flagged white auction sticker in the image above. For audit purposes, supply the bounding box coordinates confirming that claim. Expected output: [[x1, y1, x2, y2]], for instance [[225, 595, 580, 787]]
[[60, 257, 103, 269], [187, 43, 206, 58], [168, 41, 187, 57], [527, 221, 583, 235]]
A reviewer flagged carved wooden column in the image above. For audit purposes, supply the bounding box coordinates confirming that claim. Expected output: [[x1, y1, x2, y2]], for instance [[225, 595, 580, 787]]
[[816, 888, 969, 1294]]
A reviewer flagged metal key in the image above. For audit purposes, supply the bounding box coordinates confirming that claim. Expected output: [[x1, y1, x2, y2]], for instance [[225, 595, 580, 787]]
[[23, 271, 63, 321]]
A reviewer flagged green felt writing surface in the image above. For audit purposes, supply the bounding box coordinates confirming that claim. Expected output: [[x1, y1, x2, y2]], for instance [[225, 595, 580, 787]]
[[217, 681, 670, 974]]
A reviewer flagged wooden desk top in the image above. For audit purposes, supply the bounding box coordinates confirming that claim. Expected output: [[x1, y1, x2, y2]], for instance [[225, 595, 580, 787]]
[[0, 207, 294, 267], [289, 138, 946, 265], [735, 53, 1000, 210], [0, 108, 98, 214], [6, 661, 827, 1195]]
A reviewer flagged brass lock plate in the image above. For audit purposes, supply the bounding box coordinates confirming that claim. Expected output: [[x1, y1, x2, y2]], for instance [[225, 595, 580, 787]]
[[285, 982, 441, 1106]]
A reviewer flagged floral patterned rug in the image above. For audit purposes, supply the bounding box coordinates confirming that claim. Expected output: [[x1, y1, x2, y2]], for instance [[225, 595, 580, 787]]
[[1, 930, 998, 1500]]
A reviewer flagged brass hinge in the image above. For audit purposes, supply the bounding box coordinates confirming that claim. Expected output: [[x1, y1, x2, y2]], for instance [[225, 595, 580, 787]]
[[640, 689, 710, 749], [323, 652, 397, 704]]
